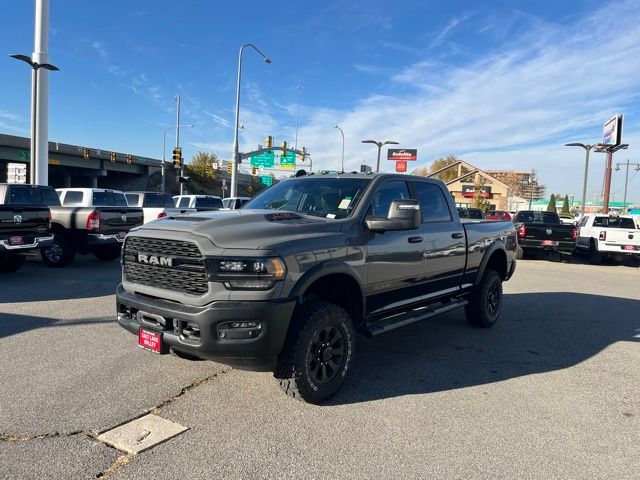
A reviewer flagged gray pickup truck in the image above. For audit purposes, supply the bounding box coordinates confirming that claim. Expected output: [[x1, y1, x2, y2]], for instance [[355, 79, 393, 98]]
[[117, 173, 517, 403], [0, 184, 54, 273], [13, 186, 144, 267]]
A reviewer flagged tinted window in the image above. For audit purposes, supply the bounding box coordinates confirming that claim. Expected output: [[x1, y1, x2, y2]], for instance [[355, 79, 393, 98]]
[[237, 199, 249, 208], [62, 191, 84, 205], [143, 193, 174, 208], [222, 199, 231, 208], [514, 211, 561, 224], [42, 188, 61, 206], [414, 182, 451, 222], [457, 208, 484, 219], [177, 197, 190, 208], [8, 186, 39, 204], [195, 197, 223, 209], [370, 180, 411, 217], [593, 216, 636, 228], [92, 192, 128, 206], [245, 177, 371, 219], [125, 194, 140, 206]]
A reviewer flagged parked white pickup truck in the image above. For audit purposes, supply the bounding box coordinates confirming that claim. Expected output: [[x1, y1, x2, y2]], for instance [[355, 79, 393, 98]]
[[172, 195, 224, 212], [576, 213, 640, 265], [124, 191, 196, 224]]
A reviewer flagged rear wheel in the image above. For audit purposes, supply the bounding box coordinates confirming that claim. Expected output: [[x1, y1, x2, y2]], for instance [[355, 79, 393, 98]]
[[92, 244, 121, 261], [0, 253, 26, 273], [589, 240, 602, 265], [515, 246, 525, 259], [41, 234, 75, 268], [465, 270, 503, 328], [275, 301, 355, 403]]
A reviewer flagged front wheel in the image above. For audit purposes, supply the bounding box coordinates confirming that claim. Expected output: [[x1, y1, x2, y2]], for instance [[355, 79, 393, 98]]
[[465, 270, 503, 328], [0, 254, 26, 273], [92, 244, 121, 261], [275, 301, 355, 404], [41, 234, 75, 268]]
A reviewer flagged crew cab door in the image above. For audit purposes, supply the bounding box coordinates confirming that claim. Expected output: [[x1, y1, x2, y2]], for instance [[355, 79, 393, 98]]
[[412, 180, 466, 293], [364, 179, 426, 314]]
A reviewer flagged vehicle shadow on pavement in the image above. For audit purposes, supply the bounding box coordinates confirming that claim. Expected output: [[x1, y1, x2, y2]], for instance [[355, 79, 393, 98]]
[[0, 313, 113, 340], [328, 292, 640, 405]]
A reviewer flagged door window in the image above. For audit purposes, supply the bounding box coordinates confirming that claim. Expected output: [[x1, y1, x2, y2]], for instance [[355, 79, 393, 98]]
[[413, 182, 452, 223], [370, 181, 410, 217]]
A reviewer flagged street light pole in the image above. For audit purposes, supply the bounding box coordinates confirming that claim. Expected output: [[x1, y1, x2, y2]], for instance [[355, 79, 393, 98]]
[[615, 159, 640, 211], [528, 170, 535, 210], [565, 143, 594, 217], [162, 124, 193, 193], [361, 139, 399, 173], [231, 43, 271, 198], [10, 53, 59, 185], [294, 85, 302, 151], [334, 125, 345, 172]]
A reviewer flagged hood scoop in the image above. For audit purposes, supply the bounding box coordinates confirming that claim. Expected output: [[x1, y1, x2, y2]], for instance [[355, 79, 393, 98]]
[[264, 212, 304, 222]]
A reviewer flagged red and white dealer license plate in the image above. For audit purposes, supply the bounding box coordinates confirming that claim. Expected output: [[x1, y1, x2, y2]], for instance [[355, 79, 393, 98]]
[[542, 240, 558, 246], [139, 328, 162, 353]]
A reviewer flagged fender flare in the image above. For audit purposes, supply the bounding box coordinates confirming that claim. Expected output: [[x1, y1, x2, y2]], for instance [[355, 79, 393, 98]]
[[474, 241, 508, 286], [289, 261, 366, 318]]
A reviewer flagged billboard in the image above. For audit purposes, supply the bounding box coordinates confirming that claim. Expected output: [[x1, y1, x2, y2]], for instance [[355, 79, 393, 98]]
[[395, 160, 407, 173], [602, 115, 623, 145], [461, 185, 492, 198], [387, 149, 417, 161]]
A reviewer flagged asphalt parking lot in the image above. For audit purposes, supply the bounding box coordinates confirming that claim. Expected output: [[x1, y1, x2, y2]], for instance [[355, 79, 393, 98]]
[[0, 255, 638, 479]]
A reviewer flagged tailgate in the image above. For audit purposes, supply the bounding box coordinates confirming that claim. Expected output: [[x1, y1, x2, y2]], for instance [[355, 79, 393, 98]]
[[602, 229, 640, 250], [0, 206, 50, 236], [97, 208, 144, 233], [524, 224, 574, 242]]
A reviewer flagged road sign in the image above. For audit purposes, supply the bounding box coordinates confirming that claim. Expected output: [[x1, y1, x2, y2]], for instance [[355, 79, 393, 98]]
[[279, 151, 296, 169], [250, 151, 275, 168], [18, 150, 30, 163], [260, 175, 273, 186], [7, 163, 27, 184], [395, 160, 407, 173], [388, 149, 417, 161]]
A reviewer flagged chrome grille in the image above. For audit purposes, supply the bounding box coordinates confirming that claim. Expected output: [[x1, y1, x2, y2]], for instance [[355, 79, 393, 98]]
[[123, 237, 208, 295]]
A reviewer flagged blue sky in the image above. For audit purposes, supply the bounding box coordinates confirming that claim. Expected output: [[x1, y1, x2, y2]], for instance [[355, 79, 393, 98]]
[[1, 0, 639, 201]]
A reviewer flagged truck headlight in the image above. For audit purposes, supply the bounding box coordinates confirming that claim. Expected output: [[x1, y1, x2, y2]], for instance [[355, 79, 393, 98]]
[[206, 257, 286, 290]]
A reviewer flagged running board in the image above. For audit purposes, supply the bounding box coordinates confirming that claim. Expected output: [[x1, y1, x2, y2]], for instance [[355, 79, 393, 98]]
[[364, 299, 468, 337]]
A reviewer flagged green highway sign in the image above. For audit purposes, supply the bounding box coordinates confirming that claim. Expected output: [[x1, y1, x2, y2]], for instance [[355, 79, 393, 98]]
[[250, 151, 275, 168], [279, 151, 296, 169], [18, 150, 30, 163], [260, 175, 273, 187]]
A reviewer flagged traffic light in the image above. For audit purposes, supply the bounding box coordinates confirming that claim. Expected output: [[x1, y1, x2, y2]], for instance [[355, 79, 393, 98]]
[[110, 152, 117, 162], [172, 147, 182, 168], [83, 148, 90, 159], [205, 163, 213, 176], [226, 162, 232, 174], [126, 154, 133, 165], [281, 141, 287, 155], [301, 147, 307, 158], [266, 136, 273, 148], [251, 167, 257, 175]]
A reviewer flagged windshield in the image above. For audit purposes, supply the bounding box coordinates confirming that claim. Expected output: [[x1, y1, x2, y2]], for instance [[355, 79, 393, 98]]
[[593, 216, 636, 228], [244, 177, 371, 219], [515, 211, 561, 224]]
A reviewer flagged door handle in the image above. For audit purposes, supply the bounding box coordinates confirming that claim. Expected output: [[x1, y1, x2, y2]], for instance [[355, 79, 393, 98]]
[[408, 236, 423, 243], [451, 232, 464, 239]]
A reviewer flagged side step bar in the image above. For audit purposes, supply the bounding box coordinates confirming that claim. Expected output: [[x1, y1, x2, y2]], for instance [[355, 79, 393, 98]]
[[364, 299, 468, 337]]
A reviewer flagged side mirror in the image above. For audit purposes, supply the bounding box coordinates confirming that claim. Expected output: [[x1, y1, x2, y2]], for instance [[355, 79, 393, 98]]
[[366, 199, 421, 232]]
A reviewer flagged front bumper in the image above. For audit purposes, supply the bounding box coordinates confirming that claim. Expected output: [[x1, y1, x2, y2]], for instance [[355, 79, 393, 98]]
[[116, 284, 296, 371], [87, 233, 126, 246], [520, 240, 575, 255], [0, 235, 54, 252]]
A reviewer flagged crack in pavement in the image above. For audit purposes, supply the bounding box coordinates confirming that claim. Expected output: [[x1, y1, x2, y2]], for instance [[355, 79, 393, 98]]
[[0, 430, 82, 442]]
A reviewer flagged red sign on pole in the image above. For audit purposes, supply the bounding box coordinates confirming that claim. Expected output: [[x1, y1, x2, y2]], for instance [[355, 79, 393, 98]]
[[395, 160, 407, 173]]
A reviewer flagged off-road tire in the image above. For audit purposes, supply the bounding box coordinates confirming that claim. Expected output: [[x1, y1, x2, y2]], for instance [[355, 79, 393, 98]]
[[275, 301, 355, 404], [92, 244, 121, 261], [41, 234, 75, 268], [465, 270, 503, 328], [0, 254, 26, 273]]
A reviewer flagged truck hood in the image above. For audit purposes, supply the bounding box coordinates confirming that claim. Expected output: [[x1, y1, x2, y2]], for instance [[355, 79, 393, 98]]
[[135, 209, 342, 250]]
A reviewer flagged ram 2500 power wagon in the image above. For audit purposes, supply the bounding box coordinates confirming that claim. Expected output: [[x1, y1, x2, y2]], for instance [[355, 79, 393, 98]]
[[0, 184, 53, 273], [116, 173, 517, 403]]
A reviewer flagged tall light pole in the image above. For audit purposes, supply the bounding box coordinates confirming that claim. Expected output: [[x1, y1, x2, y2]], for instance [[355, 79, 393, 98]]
[[10, 53, 59, 185], [528, 170, 535, 210], [361, 139, 399, 173], [162, 124, 193, 193], [565, 143, 594, 217], [231, 43, 271, 198], [614, 159, 640, 211], [334, 125, 345, 172], [294, 85, 303, 150]]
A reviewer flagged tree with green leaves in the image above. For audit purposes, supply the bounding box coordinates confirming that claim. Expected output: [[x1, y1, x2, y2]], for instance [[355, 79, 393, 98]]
[[560, 194, 571, 216], [188, 151, 219, 179], [547, 194, 557, 212], [429, 155, 461, 182], [471, 177, 491, 213]]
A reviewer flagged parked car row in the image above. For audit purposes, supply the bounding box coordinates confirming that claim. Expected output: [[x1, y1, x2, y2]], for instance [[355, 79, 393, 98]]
[[0, 185, 244, 273]]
